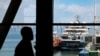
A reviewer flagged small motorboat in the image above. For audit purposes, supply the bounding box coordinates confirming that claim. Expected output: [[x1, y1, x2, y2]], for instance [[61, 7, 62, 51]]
[[53, 32, 62, 48]]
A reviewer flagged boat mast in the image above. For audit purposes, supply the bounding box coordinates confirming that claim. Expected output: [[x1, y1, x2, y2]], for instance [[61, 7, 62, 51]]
[[94, 0, 96, 37]]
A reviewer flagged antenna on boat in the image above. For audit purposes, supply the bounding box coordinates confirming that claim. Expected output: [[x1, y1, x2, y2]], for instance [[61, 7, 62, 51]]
[[75, 15, 80, 23]]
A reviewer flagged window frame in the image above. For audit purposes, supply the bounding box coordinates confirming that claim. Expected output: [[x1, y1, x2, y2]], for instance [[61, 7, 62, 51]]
[[0, 0, 36, 49]]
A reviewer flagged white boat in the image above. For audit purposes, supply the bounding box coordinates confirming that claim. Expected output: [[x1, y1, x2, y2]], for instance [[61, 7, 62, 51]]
[[60, 15, 89, 49]]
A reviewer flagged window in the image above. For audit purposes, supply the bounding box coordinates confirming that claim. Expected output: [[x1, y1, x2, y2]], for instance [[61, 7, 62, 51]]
[[0, 0, 11, 23], [13, 0, 36, 23], [0, 0, 36, 56], [54, 0, 100, 23], [53, 0, 100, 56]]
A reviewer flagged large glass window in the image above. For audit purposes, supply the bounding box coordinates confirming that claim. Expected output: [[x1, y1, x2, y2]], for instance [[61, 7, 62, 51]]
[[0, 26, 36, 56], [13, 0, 36, 23], [53, 0, 100, 56], [53, 25, 100, 56], [54, 0, 100, 23], [0, 0, 11, 23], [0, 0, 36, 56]]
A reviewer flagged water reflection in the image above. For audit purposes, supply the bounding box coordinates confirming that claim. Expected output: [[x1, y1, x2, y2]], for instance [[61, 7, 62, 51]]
[[53, 50, 79, 56]]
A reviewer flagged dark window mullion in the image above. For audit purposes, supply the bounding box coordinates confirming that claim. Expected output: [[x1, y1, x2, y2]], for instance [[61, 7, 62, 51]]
[[0, 23, 36, 25], [37, 0, 53, 56], [0, 0, 22, 49], [53, 23, 100, 26]]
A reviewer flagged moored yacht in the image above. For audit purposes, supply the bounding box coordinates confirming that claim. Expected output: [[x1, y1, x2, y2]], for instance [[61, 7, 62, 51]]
[[60, 15, 89, 50]]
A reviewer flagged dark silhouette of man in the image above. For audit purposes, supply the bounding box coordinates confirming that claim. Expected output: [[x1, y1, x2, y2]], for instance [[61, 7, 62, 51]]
[[14, 27, 34, 56]]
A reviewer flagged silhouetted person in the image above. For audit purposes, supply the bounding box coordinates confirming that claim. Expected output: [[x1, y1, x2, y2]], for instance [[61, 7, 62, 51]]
[[14, 27, 34, 56]]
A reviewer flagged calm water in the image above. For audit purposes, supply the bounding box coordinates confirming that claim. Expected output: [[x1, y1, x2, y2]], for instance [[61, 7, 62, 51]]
[[0, 34, 36, 56], [53, 50, 79, 56]]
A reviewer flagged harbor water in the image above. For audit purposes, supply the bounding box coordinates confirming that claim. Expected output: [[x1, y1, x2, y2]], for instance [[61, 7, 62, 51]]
[[53, 50, 79, 56], [0, 33, 36, 56]]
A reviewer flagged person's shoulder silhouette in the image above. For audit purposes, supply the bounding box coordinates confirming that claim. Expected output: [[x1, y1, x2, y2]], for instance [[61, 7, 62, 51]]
[[14, 27, 34, 56]]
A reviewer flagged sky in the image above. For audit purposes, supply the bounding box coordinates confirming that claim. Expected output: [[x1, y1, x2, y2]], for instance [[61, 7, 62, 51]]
[[0, 0, 36, 23], [0, 0, 100, 35], [0, 0, 100, 23], [53, 0, 100, 35], [54, 0, 100, 23]]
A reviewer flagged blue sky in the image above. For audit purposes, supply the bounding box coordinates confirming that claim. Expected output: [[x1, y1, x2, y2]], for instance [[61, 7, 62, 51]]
[[54, 0, 100, 23], [0, 0, 100, 23], [0, 0, 36, 23], [0, 0, 100, 35], [53, 0, 100, 35]]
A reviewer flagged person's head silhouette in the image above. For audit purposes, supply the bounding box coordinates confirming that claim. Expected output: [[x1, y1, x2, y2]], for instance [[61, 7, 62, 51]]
[[21, 27, 33, 41], [14, 27, 34, 56]]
